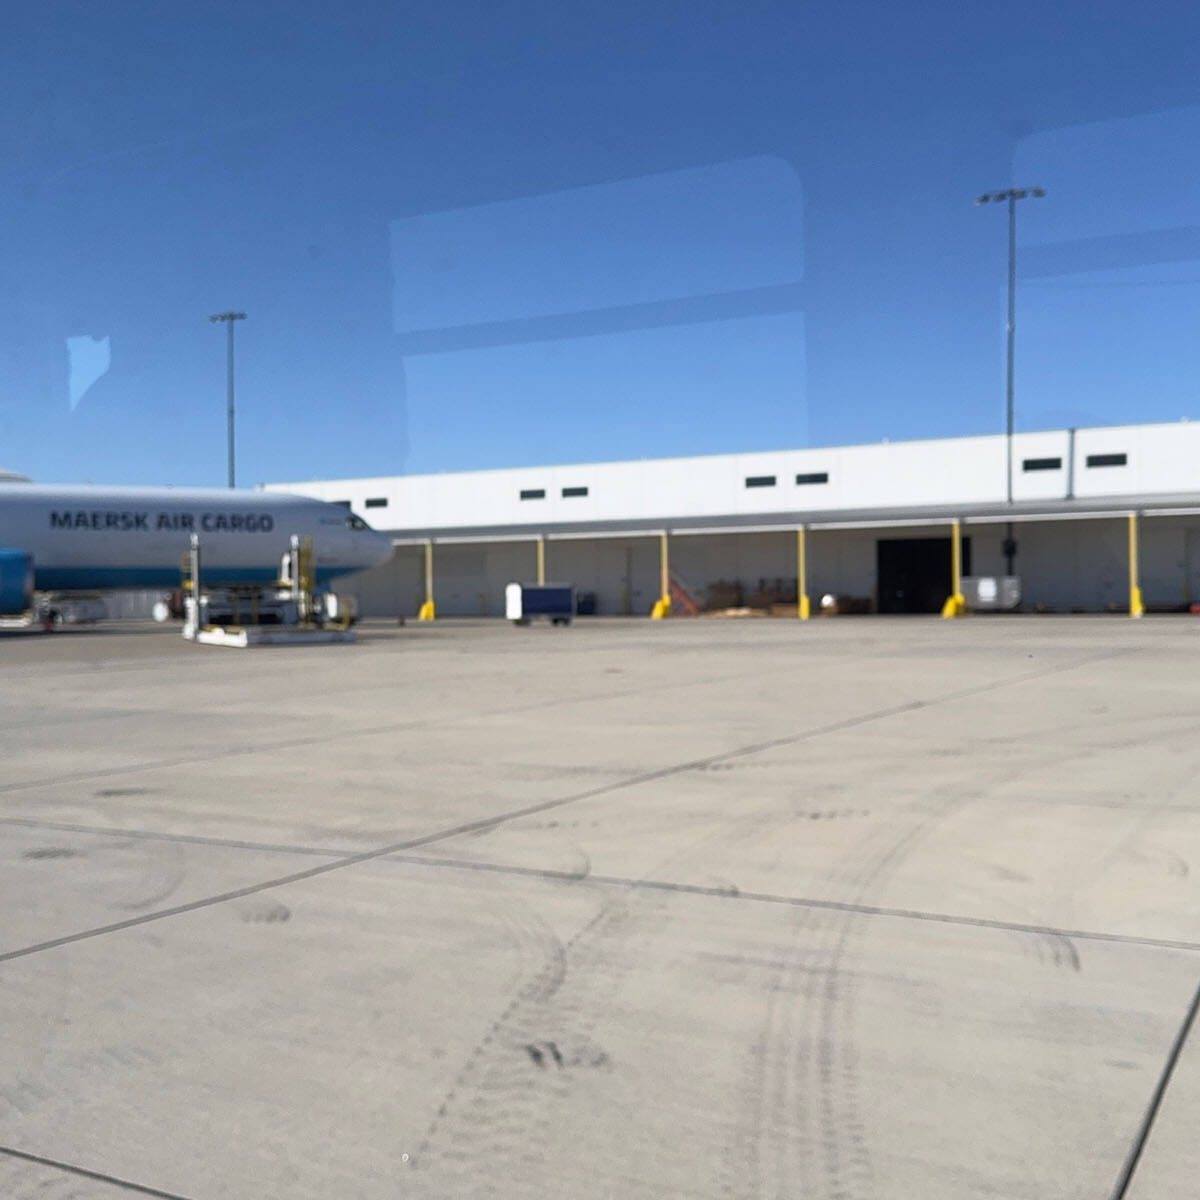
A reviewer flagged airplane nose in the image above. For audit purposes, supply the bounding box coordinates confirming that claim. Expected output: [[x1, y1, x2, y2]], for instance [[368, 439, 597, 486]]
[[367, 531, 394, 567]]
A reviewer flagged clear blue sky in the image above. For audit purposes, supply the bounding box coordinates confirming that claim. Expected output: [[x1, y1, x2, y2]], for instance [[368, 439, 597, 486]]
[[3, 1, 1199, 486]]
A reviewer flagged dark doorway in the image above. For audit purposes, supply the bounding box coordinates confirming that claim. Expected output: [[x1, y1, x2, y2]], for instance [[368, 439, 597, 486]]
[[877, 537, 971, 614]]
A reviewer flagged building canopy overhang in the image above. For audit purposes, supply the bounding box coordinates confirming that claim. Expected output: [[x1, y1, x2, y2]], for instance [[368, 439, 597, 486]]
[[385, 492, 1200, 546]]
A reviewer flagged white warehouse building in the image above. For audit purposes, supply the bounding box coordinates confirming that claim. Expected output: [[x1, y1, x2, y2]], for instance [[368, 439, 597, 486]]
[[266, 420, 1200, 619]]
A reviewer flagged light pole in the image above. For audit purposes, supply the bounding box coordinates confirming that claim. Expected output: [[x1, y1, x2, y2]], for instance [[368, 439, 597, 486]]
[[208, 311, 247, 488], [976, 186, 1044, 576]]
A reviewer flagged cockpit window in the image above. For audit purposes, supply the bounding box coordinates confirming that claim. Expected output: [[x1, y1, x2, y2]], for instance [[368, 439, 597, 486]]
[[346, 514, 373, 531]]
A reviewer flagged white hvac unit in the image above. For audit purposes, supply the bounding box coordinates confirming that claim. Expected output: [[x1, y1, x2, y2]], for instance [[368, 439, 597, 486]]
[[962, 576, 1021, 611]]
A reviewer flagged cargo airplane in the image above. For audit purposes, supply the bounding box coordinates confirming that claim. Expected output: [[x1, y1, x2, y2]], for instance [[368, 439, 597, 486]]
[[0, 484, 394, 616]]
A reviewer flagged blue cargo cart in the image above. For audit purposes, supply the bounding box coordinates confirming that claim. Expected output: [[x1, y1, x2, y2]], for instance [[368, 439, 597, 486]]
[[505, 582, 575, 626]]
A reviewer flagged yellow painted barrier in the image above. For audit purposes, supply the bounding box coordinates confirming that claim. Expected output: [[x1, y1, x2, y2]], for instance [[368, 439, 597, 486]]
[[1129, 513, 1144, 618], [651, 532, 671, 619], [797, 527, 810, 620], [418, 541, 436, 621], [940, 593, 966, 618], [941, 518, 965, 618]]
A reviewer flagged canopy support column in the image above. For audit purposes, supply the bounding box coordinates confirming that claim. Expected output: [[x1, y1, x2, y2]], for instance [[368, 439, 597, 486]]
[[1129, 513, 1145, 618], [797, 526, 811, 619], [651, 531, 672, 618], [418, 540, 436, 620], [941, 519, 966, 618]]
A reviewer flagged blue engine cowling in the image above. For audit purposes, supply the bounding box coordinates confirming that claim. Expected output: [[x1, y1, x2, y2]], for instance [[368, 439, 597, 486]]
[[0, 548, 34, 615]]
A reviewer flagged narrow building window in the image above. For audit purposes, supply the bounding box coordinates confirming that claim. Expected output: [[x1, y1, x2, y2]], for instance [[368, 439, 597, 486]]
[[333, 500, 352, 508], [745, 475, 776, 488], [562, 486, 588, 498], [365, 497, 388, 509], [520, 488, 546, 500], [1086, 453, 1127, 468], [795, 472, 829, 485], [1022, 457, 1062, 472]]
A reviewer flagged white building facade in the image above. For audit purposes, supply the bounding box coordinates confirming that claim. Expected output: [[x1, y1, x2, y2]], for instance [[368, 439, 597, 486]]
[[267, 421, 1200, 618]]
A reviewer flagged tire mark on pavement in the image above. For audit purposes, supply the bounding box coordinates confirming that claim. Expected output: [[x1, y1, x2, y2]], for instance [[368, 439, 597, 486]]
[[411, 803, 777, 1198], [0, 651, 1126, 972], [0, 645, 1145, 1198], [744, 689, 1158, 1199]]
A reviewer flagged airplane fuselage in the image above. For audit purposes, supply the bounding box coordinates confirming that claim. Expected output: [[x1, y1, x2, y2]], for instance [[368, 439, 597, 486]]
[[0, 484, 393, 595]]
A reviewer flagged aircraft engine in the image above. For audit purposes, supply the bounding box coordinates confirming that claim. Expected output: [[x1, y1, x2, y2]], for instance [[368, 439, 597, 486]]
[[0, 548, 34, 615]]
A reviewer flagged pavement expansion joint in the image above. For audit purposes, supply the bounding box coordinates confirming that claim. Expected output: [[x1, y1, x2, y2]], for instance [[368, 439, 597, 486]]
[[0, 1144, 197, 1200], [388, 852, 1200, 956]]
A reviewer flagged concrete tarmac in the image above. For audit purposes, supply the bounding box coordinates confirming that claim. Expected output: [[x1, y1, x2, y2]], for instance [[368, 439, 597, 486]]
[[1, 615, 1198, 1199]]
